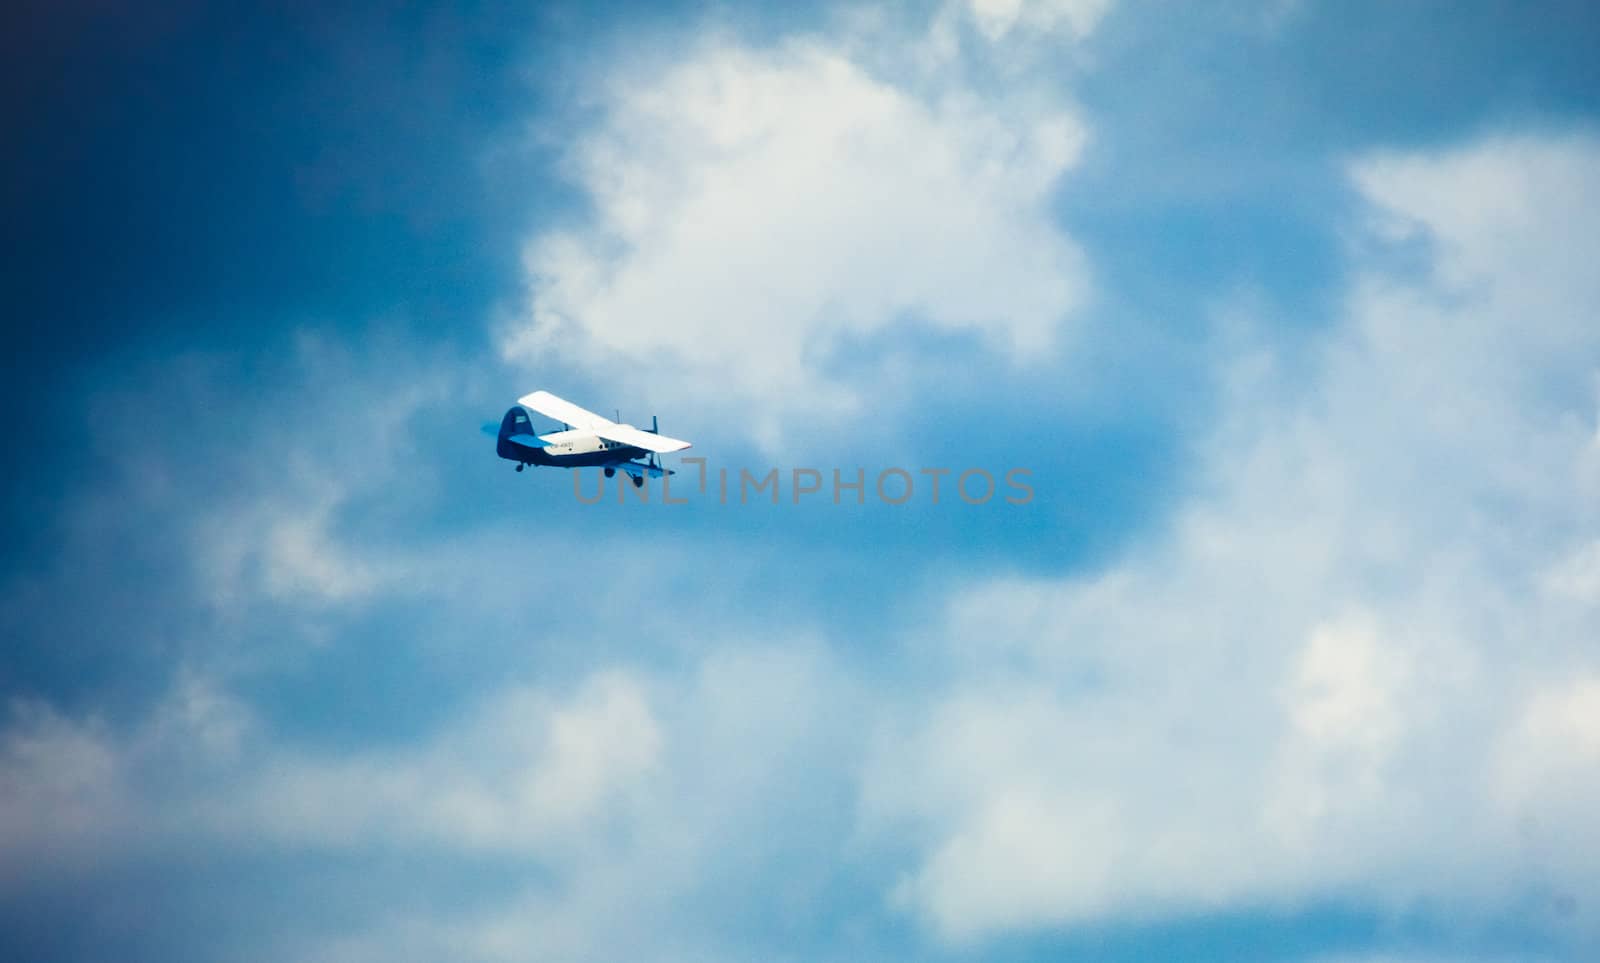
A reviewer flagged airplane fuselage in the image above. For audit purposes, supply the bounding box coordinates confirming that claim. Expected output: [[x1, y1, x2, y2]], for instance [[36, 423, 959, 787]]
[[499, 428, 648, 468]]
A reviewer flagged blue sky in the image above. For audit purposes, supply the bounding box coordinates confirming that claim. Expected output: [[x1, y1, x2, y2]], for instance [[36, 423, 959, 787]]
[[4, 1, 1600, 960]]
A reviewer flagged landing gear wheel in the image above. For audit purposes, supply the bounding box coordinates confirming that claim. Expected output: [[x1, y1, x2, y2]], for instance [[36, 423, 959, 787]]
[[631, 473, 644, 489], [515, 463, 524, 472], [604, 467, 616, 478]]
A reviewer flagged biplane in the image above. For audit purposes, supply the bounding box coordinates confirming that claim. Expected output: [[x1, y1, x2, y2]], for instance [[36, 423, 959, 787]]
[[487, 390, 691, 487]]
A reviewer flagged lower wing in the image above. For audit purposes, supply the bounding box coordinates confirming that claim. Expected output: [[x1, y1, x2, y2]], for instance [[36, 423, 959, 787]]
[[608, 460, 674, 478]]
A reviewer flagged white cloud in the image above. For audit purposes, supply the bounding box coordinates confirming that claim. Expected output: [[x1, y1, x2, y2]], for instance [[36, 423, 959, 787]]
[[0, 669, 660, 876], [0, 700, 126, 875], [0, 638, 866, 962], [864, 132, 1600, 941], [196, 472, 386, 610], [1492, 675, 1600, 871], [0, 672, 251, 885], [253, 640, 869, 963], [230, 671, 662, 851], [396, 642, 866, 963], [503, 8, 1097, 448], [966, 0, 1111, 42], [188, 334, 455, 616], [1541, 539, 1600, 602]]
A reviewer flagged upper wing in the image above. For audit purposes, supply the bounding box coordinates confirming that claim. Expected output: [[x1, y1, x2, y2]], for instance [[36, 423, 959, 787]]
[[518, 390, 691, 453], [594, 422, 692, 454], [517, 390, 611, 431]]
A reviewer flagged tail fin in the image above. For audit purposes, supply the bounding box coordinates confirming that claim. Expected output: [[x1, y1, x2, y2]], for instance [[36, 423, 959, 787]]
[[496, 406, 548, 459]]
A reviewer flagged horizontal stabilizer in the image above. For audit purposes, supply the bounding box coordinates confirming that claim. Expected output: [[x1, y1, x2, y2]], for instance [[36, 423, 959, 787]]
[[505, 433, 551, 448]]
